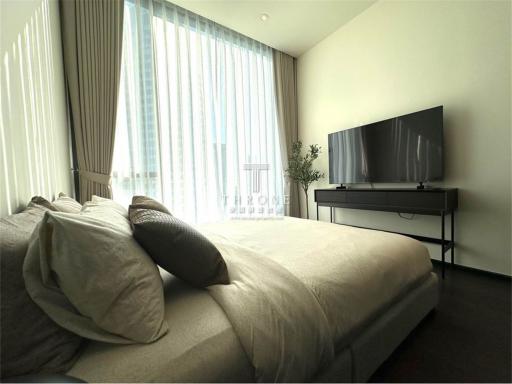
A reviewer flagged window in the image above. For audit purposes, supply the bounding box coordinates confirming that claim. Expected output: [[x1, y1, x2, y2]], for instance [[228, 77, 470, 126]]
[[112, 0, 284, 222]]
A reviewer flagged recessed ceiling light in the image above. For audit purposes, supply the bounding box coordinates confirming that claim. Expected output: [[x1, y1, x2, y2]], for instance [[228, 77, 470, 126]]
[[260, 13, 269, 22]]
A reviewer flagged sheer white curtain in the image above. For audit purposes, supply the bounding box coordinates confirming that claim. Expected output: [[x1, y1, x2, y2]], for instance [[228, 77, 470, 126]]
[[112, 0, 284, 223]]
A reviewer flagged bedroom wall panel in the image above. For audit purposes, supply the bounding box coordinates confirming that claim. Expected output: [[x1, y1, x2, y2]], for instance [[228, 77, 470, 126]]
[[0, 0, 72, 217], [297, 0, 511, 275]]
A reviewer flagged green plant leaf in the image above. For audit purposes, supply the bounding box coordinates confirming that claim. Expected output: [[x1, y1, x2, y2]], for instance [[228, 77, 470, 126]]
[[285, 141, 325, 195]]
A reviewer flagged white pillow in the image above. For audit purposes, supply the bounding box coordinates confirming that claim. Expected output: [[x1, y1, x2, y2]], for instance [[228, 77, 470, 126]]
[[23, 203, 168, 344], [90, 195, 128, 217]]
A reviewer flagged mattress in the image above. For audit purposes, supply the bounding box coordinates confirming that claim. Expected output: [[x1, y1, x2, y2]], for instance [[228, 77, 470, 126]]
[[68, 217, 433, 382], [68, 272, 254, 382]]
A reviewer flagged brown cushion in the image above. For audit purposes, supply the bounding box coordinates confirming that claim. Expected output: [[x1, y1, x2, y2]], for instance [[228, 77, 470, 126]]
[[51, 193, 82, 213], [0, 205, 83, 378], [129, 207, 229, 287], [29, 196, 58, 211], [29, 194, 82, 214], [130, 195, 170, 214]]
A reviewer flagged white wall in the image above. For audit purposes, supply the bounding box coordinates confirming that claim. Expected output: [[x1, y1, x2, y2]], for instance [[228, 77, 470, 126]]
[[297, 0, 511, 275], [0, 0, 72, 217]]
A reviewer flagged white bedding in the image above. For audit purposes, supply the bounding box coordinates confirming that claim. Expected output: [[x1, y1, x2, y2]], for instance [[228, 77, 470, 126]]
[[68, 272, 254, 382], [206, 234, 335, 382], [68, 217, 433, 383], [201, 217, 432, 348]]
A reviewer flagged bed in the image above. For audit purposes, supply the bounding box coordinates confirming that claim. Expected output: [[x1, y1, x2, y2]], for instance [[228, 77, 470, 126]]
[[67, 217, 438, 383]]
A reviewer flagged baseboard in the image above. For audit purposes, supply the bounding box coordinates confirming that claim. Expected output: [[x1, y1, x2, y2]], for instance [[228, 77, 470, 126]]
[[431, 259, 511, 280]]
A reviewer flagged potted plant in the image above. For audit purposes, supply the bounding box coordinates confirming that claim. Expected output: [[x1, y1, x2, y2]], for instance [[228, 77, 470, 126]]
[[286, 141, 325, 219]]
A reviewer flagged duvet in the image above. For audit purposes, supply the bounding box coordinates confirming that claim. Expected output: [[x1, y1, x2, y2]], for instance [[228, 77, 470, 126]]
[[201, 217, 433, 382]]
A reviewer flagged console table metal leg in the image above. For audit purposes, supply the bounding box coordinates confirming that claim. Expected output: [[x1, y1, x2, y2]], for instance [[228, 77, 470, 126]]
[[451, 211, 455, 265], [441, 213, 445, 278], [330, 207, 333, 223], [316, 204, 319, 221]]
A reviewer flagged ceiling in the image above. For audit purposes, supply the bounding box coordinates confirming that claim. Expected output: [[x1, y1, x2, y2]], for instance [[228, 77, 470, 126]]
[[171, 0, 377, 57]]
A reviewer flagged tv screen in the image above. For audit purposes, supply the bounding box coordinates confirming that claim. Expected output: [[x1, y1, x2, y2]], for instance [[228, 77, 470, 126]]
[[328, 106, 443, 184]]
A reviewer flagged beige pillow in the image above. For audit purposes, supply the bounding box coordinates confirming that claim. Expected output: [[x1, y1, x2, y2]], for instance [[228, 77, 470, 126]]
[[29, 194, 82, 214], [23, 199, 168, 344], [90, 195, 128, 217], [51, 193, 82, 213]]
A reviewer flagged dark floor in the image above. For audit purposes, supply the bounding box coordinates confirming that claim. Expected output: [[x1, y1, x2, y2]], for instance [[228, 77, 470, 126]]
[[369, 262, 512, 383]]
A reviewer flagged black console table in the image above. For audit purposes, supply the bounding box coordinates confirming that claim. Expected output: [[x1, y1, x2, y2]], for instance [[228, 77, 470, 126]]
[[314, 188, 458, 278]]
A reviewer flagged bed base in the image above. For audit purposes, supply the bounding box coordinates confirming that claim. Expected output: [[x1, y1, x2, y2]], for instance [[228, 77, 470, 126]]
[[314, 272, 439, 383]]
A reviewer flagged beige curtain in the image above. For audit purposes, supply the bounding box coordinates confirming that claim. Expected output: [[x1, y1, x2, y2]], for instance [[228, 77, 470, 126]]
[[273, 50, 300, 217], [60, 0, 124, 203]]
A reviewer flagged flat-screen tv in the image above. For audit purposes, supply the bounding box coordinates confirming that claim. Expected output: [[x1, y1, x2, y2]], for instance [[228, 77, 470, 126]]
[[328, 106, 443, 184]]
